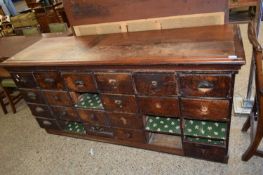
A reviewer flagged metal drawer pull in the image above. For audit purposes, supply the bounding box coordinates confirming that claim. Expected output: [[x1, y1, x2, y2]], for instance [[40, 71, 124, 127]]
[[74, 80, 85, 87], [155, 103, 162, 109], [200, 105, 208, 114], [35, 106, 44, 113], [126, 132, 132, 138], [114, 99, 123, 108], [60, 111, 67, 117], [43, 120, 52, 126], [109, 79, 117, 88], [44, 78, 55, 84], [27, 92, 36, 100], [197, 81, 214, 93], [54, 95, 60, 101], [151, 81, 158, 87], [90, 113, 97, 121]]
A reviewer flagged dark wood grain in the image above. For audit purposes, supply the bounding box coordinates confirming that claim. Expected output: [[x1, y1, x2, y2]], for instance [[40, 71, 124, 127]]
[[20, 89, 45, 104], [78, 109, 108, 126], [114, 128, 146, 143], [108, 113, 143, 129], [52, 106, 79, 121], [44, 91, 72, 106], [34, 72, 65, 90]]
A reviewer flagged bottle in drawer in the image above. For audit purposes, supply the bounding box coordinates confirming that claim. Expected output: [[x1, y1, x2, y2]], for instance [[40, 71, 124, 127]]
[[20, 89, 45, 104], [70, 92, 103, 109], [34, 71, 64, 90], [114, 128, 145, 143], [11, 72, 37, 88], [101, 94, 137, 113], [181, 98, 230, 121], [62, 73, 96, 92], [134, 73, 177, 96], [78, 109, 108, 126], [108, 113, 143, 129], [44, 91, 72, 106], [179, 74, 232, 97], [28, 104, 53, 118], [95, 73, 134, 94], [52, 106, 79, 121], [138, 97, 179, 117]]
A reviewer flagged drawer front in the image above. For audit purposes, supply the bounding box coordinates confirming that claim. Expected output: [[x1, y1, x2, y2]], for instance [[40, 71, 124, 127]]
[[44, 91, 72, 106], [63, 73, 97, 92], [20, 89, 45, 104], [86, 125, 114, 138], [134, 73, 177, 96], [114, 128, 145, 143], [138, 97, 179, 117], [52, 106, 79, 121], [78, 109, 107, 126], [108, 113, 143, 129], [34, 72, 64, 90], [35, 118, 60, 130], [184, 142, 227, 162], [95, 73, 134, 94], [101, 94, 137, 113], [181, 98, 230, 120], [28, 104, 53, 118], [11, 72, 37, 88], [179, 74, 231, 97]]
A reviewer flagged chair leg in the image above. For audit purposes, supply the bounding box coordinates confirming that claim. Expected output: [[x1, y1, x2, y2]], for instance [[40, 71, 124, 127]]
[[0, 95, 7, 114], [242, 135, 263, 161], [242, 115, 251, 132], [2, 87, 16, 114]]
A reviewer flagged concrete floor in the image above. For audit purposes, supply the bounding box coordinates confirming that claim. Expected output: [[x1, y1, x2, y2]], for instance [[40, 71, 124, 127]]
[[0, 24, 263, 175]]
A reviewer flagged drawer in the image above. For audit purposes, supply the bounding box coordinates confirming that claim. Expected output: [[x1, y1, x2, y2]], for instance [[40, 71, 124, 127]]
[[62, 73, 96, 92], [108, 113, 143, 129], [184, 141, 227, 162], [179, 74, 232, 97], [44, 91, 72, 106], [20, 89, 45, 104], [35, 118, 60, 130], [52, 106, 79, 121], [101, 94, 137, 113], [134, 73, 177, 96], [86, 125, 114, 138], [114, 128, 145, 143], [95, 73, 134, 94], [28, 104, 53, 118], [34, 72, 64, 90], [11, 72, 37, 88], [181, 98, 230, 121], [138, 97, 179, 117], [78, 109, 108, 126]]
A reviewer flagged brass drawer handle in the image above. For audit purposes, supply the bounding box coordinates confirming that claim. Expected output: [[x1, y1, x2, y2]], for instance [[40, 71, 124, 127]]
[[155, 102, 162, 109], [200, 105, 208, 114], [43, 120, 52, 126], [126, 132, 132, 138], [197, 81, 214, 93], [109, 79, 117, 89], [90, 113, 98, 121], [44, 78, 55, 84], [59, 111, 67, 118], [114, 99, 123, 108], [35, 106, 44, 113], [27, 92, 36, 100], [74, 80, 85, 87], [54, 95, 60, 101]]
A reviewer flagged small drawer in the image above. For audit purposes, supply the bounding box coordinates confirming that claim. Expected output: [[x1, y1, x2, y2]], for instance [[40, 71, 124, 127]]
[[179, 74, 232, 97], [138, 97, 179, 117], [44, 91, 72, 106], [52, 106, 79, 121], [184, 141, 227, 162], [134, 73, 177, 96], [86, 125, 114, 138], [20, 89, 45, 104], [181, 98, 230, 121], [108, 113, 143, 129], [60, 121, 86, 134], [28, 104, 53, 118], [35, 118, 60, 130], [63, 73, 96, 92], [11, 72, 37, 88], [101, 94, 137, 113], [95, 73, 134, 94], [78, 109, 108, 126], [34, 72, 64, 90], [114, 128, 145, 143]]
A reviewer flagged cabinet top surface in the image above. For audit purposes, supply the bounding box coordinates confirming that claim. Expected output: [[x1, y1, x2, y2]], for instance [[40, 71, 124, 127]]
[[2, 24, 245, 67]]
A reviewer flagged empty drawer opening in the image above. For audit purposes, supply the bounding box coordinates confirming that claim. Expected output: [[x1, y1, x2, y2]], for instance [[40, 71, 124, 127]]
[[70, 92, 103, 110], [147, 132, 182, 149]]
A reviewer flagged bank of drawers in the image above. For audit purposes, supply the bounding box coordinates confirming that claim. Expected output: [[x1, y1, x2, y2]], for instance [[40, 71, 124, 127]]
[[12, 71, 232, 160]]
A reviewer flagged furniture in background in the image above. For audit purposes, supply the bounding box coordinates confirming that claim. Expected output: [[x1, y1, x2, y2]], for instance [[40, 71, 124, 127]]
[[22, 26, 40, 36], [11, 12, 38, 35], [241, 22, 263, 161], [48, 22, 67, 33]]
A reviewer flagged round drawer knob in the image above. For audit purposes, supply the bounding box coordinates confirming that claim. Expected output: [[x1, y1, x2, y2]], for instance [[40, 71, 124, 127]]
[[155, 103, 162, 109], [43, 120, 52, 126]]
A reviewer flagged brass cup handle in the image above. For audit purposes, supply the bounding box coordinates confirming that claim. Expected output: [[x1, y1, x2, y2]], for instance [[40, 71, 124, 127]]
[[74, 80, 85, 87], [35, 106, 44, 113], [109, 79, 118, 89], [126, 132, 132, 138], [43, 120, 52, 126], [200, 105, 208, 114], [197, 81, 214, 93], [27, 92, 37, 100], [44, 78, 55, 84], [114, 99, 123, 108]]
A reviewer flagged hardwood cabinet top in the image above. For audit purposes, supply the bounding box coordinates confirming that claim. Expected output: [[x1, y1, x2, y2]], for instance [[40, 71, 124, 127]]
[[2, 24, 245, 67]]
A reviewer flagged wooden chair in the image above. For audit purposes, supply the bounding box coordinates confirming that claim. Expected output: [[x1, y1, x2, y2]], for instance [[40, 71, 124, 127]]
[[241, 21, 263, 161], [0, 79, 23, 114]]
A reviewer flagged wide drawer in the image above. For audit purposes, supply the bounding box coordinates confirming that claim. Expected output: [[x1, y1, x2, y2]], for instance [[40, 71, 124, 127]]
[[181, 98, 230, 121], [138, 97, 179, 117], [62, 73, 96, 92], [78, 109, 108, 126], [52, 106, 79, 121], [114, 128, 145, 143], [101, 94, 137, 113], [20, 89, 45, 104], [34, 71, 64, 90], [28, 103, 53, 118], [44, 91, 72, 106], [11, 72, 37, 88], [95, 73, 134, 94], [108, 113, 143, 129], [35, 118, 60, 130], [184, 141, 227, 162], [134, 73, 177, 96], [179, 74, 232, 97]]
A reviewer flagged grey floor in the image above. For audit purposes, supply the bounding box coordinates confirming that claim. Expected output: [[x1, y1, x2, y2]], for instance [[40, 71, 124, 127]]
[[0, 24, 263, 175]]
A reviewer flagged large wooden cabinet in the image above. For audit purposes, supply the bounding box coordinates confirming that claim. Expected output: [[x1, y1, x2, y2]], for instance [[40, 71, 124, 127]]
[[2, 24, 245, 163]]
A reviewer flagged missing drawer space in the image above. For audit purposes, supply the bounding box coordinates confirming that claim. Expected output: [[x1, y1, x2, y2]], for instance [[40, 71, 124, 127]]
[[70, 92, 103, 110], [147, 132, 182, 149]]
